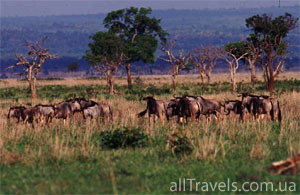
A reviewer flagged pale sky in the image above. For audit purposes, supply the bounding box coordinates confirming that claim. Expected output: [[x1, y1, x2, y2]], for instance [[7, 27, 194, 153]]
[[1, 0, 299, 17]]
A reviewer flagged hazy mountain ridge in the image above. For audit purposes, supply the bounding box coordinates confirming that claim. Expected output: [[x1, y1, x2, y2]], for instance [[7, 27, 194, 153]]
[[1, 6, 299, 75]]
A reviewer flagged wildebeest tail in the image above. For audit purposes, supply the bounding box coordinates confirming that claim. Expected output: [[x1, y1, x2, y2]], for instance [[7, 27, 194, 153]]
[[137, 109, 147, 118], [7, 109, 11, 119], [109, 106, 113, 121], [270, 100, 275, 121], [278, 101, 282, 122]]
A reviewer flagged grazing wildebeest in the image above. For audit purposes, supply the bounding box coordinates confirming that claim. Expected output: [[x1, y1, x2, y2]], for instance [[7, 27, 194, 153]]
[[223, 100, 245, 121], [137, 96, 167, 124], [173, 95, 201, 123], [240, 93, 281, 122], [53, 102, 72, 124], [7, 106, 26, 123], [34, 104, 55, 125], [83, 103, 113, 121]]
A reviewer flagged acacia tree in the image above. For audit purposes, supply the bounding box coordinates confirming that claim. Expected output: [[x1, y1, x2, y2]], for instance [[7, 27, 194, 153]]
[[103, 7, 168, 89], [84, 32, 126, 95], [190, 45, 220, 87], [161, 38, 189, 93], [244, 34, 262, 83], [221, 42, 248, 92], [8, 37, 57, 99], [189, 46, 208, 88], [246, 13, 298, 91], [205, 46, 220, 84]]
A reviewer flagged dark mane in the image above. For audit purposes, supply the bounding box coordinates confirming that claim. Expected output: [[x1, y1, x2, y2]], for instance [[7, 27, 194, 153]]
[[10, 106, 26, 109], [225, 100, 240, 103], [35, 104, 54, 107]]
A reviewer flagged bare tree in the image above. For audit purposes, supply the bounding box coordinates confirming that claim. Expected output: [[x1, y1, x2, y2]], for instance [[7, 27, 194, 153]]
[[8, 37, 57, 100], [92, 57, 123, 95], [189, 46, 208, 88], [245, 42, 261, 84], [243, 35, 263, 84], [160, 38, 189, 93], [221, 42, 248, 92], [84, 32, 128, 95], [205, 46, 220, 84]]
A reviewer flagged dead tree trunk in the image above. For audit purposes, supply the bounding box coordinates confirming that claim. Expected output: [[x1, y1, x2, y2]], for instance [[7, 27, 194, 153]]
[[249, 64, 257, 83], [161, 38, 189, 95], [7, 37, 57, 101], [171, 74, 177, 93], [230, 65, 237, 92], [206, 72, 211, 84], [107, 69, 114, 95], [222, 48, 247, 93], [198, 68, 206, 88], [126, 63, 132, 89], [32, 77, 37, 99]]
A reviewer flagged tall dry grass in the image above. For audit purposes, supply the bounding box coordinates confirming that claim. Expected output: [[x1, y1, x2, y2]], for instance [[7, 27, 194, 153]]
[[1, 89, 299, 165]]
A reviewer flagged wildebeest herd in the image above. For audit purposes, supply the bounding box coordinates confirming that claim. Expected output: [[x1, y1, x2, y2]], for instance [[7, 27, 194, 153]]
[[137, 93, 282, 124], [7, 98, 113, 127], [7, 93, 281, 127]]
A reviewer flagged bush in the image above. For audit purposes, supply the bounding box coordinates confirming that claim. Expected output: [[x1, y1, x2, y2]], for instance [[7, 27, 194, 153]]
[[93, 127, 149, 149], [167, 131, 193, 156]]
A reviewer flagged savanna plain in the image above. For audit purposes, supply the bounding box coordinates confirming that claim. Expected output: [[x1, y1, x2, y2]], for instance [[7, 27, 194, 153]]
[[0, 73, 299, 194]]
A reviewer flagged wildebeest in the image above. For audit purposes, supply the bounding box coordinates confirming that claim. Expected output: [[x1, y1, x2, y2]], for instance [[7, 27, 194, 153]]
[[74, 98, 97, 110], [240, 93, 281, 122], [53, 102, 72, 124], [23, 107, 37, 127], [223, 100, 245, 121], [7, 106, 36, 127], [173, 95, 201, 123], [7, 106, 26, 123], [165, 99, 180, 121], [83, 103, 113, 121], [183, 95, 223, 121], [137, 96, 167, 124], [66, 98, 82, 113], [34, 104, 55, 125]]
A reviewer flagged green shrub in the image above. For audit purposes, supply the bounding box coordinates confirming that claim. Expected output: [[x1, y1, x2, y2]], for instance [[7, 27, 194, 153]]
[[92, 127, 149, 149], [167, 131, 193, 156]]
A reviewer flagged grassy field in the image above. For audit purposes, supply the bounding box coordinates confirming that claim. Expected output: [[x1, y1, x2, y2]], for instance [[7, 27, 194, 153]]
[[0, 73, 299, 194]]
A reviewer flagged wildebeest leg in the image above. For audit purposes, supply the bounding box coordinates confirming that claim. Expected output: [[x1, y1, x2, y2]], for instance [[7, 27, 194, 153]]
[[159, 112, 164, 125], [148, 112, 151, 125], [239, 113, 244, 122]]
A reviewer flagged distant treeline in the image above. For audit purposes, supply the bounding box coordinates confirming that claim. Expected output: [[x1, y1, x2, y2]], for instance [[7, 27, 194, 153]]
[[1, 6, 299, 75]]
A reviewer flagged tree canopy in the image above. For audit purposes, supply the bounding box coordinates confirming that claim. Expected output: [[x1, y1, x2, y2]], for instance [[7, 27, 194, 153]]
[[245, 13, 298, 90], [103, 7, 168, 64]]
